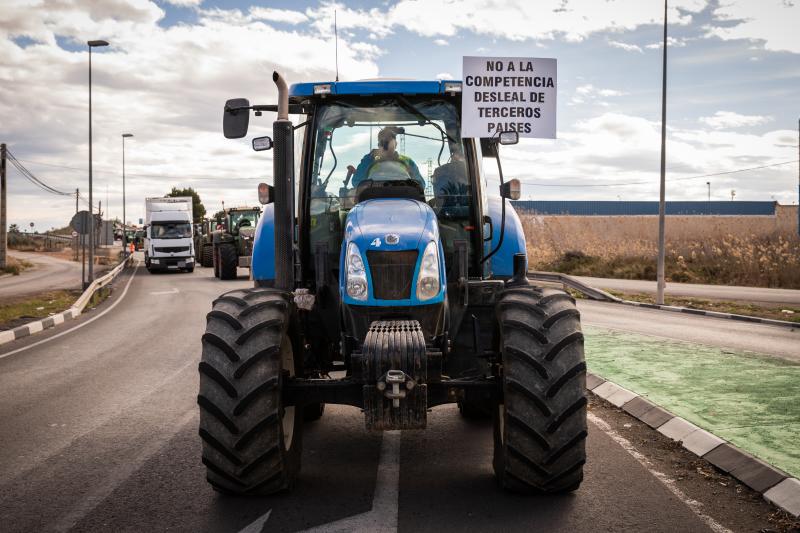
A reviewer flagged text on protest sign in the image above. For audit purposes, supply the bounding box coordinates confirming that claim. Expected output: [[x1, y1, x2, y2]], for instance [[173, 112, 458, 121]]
[[461, 56, 557, 139]]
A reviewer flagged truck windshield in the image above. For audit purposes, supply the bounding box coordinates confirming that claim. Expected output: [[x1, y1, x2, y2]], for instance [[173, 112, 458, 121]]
[[310, 99, 470, 219], [151, 222, 191, 239]]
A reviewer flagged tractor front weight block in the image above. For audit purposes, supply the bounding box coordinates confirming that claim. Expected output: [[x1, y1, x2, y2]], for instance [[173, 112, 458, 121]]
[[360, 320, 429, 430]]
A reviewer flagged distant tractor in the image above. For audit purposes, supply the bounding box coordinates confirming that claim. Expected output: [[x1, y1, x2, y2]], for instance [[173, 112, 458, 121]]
[[198, 74, 587, 495], [194, 219, 215, 268], [212, 207, 261, 280]]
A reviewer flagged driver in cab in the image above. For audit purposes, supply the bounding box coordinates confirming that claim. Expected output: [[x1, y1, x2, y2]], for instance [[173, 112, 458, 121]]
[[351, 126, 425, 189]]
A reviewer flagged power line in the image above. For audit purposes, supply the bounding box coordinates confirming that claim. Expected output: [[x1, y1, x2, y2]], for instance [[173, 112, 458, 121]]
[[15, 157, 261, 181], [5, 150, 74, 196], [519, 159, 799, 188]]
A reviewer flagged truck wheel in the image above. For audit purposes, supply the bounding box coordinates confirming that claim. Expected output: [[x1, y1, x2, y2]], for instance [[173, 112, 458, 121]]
[[493, 286, 587, 493], [198, 288, 303, 495], [219, 243, 238, 280], [202, 243, 214, 267]]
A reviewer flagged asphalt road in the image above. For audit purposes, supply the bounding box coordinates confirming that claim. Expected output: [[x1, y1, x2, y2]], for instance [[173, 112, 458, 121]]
[[0, 262, 791, 532], [0, 250, 82, 298], [575, 275, 800, 306], [578, 299, 799, 363]]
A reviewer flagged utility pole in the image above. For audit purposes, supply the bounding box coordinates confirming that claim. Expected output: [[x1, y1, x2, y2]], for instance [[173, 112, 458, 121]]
[[797, 118, 799, 236], [75, 188, 79, 214], [706, 181, 710, 202], [122, 133, 133, 256], [87, 39, 109, 288], [0, 143, 6, 270], [656, 0, 668, 306]]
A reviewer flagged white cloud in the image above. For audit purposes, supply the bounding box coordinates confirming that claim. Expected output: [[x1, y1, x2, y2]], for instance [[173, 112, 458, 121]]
[[494, 112, 797, 203], [435, 72, 454, 79], [645, 36, 688, 49], [608, 40, 643, 53], [698, 111, 774, 129], [162, 0, 203, 6], [305, 0, 705, 44], [433, 38, 449, 46], [707, 0, 799, 53], [570, 84, 627, 105], [0, 0, 380, 228], [249, 7, 308, 25]]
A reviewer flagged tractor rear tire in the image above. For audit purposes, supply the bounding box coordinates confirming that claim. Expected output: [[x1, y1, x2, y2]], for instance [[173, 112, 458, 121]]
[[213, 246, 221, 278], [198, 288, 303, 495], [219, 243, 238, 280], [201, 243, 214, 267], [493, 286, 587, 493]]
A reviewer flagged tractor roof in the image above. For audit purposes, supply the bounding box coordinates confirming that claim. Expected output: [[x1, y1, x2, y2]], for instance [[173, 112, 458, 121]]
[[289, 79, 462, 98]]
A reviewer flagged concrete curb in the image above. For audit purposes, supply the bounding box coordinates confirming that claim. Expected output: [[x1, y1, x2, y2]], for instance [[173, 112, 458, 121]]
[[528, 271, 799, 329], [587, 372, 800, 517], [0, 257, 132, 348], [619, 299, 799, 329]]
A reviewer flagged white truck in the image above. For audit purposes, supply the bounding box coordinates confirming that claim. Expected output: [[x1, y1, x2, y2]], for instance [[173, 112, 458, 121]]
[[144, 196, 195, 273]]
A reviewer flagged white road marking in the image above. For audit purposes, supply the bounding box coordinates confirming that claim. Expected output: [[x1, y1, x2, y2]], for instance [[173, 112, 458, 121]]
[[51, 408, 196, 533], [0, 262, 140, 360], [301, 430, 400, 533], [150, 287, 179, 295], [588, 412, 733, 533], [238, 510, 272, 533]]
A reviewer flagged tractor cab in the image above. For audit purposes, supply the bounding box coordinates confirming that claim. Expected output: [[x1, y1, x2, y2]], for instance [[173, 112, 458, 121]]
[[199, 73, 586, 497]]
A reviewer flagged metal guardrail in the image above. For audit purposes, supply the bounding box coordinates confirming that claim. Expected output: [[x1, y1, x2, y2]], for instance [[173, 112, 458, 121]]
[[72, 255, 133, 313], [527, 271, 622, 302]]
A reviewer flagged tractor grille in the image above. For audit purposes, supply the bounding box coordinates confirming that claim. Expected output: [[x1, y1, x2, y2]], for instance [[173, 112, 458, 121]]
[[154, 246, 190, 254], [367, 250, 418, 300]]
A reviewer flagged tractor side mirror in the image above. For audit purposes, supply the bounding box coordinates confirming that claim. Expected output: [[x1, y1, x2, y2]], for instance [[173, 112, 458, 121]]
[[258, 182, 274, 205], [252, 136, 273, 151], [500, 178, 521, 200], [498, 131, 519, 145], [223, 98, 250, 139]]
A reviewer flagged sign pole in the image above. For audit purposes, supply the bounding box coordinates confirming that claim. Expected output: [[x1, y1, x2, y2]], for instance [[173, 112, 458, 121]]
[[656, 0, 668, 306], [0, 143, 6, 270]]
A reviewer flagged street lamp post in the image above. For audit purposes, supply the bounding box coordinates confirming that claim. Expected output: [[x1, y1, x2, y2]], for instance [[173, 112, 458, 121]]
[[706, 181, 710, 202], [122, 133, 133, 256], [87, 39, 108, 288]]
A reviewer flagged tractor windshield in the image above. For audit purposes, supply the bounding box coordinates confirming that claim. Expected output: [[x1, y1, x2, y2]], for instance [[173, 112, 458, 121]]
[[310, 100, 470, 219], [307, 98, 475, 280], [230, 211, 258, 232]]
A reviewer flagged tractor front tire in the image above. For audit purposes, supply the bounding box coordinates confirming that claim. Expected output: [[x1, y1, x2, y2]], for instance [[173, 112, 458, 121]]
[[219, 243, 238, 280], [493, 286, 587, 493], [201, 243, 214, 268], [198, 288, 303, 495], [213, 246, 221, 278]]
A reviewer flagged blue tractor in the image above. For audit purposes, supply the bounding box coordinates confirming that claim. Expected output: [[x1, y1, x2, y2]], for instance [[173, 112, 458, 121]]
[[198, 73, 587, 495]]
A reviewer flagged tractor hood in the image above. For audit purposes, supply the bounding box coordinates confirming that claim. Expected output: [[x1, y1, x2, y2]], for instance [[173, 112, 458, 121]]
[[345, 198, 438, 250]]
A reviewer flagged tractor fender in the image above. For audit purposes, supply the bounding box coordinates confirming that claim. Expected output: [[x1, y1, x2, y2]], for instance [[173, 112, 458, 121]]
[[487, 195, 527, 278], [251, 203, 276, 284]]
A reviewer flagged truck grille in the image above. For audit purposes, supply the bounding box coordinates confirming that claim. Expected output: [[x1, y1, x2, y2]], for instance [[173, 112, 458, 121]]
[[367, 250, 418, 300], [154, 246, 190, 254]]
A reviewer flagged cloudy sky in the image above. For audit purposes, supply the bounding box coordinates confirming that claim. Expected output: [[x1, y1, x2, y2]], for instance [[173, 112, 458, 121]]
[[1, 0, 798, 229]]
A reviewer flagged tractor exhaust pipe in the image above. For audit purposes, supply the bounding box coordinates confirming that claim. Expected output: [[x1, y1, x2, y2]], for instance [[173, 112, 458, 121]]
[[272, 71, 294, 291]]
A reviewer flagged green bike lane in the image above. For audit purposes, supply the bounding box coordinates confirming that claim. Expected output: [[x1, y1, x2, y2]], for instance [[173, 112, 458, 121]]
[[584, 325, 800, 478]]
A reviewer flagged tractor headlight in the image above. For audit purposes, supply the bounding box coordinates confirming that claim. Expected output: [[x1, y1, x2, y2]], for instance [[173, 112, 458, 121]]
[[345, 242, 368, 300], [416, 241, 440, 301]]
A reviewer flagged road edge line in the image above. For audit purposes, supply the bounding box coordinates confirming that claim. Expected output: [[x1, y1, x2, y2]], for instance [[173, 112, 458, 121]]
[[0, 261, 140, 359], [586, 372, 800, 518], [0, 256, 134, 348]]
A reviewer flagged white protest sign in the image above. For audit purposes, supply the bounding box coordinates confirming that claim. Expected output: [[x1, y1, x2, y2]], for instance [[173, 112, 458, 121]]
[[461, 56, 557, 139]]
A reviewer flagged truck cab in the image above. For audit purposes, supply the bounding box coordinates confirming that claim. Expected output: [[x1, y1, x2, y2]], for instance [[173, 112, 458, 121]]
[[144, 196, 195, 273]]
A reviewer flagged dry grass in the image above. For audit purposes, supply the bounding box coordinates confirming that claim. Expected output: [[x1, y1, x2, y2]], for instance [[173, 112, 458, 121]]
[[521, 214, 800, 289], [1, 256, 34, 276]]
